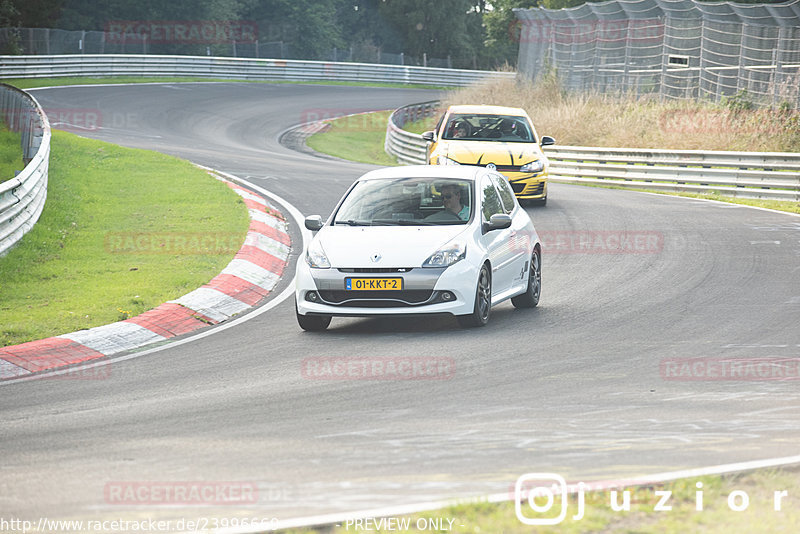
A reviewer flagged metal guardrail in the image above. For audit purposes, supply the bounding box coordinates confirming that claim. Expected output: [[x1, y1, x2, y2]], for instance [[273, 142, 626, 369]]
[[384, 100, 439, 165], [544, 146, 800, 201], [0, 54, 516, 87], [385, 101, 800, 201], [0, 83, 50, 256]]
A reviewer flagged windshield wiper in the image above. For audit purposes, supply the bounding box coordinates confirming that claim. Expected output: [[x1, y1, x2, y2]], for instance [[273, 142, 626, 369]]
[[372, 218, 436, 226], [334, 219, 371, 226]]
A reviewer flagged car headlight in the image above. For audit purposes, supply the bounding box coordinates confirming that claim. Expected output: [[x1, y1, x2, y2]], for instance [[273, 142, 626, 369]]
[[423, 240, 466, 268], [305, 239, 331, 269], [437, 156, 461, 166], [520, 160, 545, 174]]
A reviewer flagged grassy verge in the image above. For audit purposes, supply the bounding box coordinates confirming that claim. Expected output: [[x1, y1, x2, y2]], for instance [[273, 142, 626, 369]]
[[280, 467, 800, 533], [306, 110, 398, 166], [402, 117, 434, 135], [0, 120, 24, 183], [443, 75, 800, 152], [0, 130, 249, 347], [4, 77, 450, 91]]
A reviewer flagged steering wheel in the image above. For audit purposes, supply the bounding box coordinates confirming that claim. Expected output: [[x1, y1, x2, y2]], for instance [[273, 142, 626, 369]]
[[425, 209, 463, 222]]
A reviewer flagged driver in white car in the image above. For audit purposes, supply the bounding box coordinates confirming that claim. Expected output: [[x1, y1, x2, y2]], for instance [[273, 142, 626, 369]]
[[440, 183, 469, 221]]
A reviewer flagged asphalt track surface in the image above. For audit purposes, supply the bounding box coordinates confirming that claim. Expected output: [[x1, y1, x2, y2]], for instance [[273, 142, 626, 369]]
[[2, 83, 800, 525]]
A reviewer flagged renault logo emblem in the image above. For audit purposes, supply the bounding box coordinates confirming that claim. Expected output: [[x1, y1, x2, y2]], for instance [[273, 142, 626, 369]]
[[370, 253, 382, 263], [486, 163, 496, 170]]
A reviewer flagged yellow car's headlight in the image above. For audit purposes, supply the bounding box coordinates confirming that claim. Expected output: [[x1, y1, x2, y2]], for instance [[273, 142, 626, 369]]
[[520, 160, 545, 174]]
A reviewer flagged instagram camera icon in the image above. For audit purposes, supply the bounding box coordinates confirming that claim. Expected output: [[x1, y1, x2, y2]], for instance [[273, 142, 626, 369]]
[[515, 473, 568, 525]]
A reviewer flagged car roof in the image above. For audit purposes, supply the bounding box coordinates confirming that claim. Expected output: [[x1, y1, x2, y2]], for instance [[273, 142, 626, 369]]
[[445, 104, 528, 117], [357, 165, 486, 182]]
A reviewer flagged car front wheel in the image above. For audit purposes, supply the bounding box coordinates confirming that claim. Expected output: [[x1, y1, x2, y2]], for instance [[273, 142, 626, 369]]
[[512, 249, 541, 308], [458, 263, 491, 327]]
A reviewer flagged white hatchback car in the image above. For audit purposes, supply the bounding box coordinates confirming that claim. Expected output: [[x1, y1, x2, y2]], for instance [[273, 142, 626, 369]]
[[295, 166, 542, 330]]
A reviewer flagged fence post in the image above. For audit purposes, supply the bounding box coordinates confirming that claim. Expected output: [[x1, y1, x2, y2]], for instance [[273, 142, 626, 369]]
[[772, 26, 785, 107], [623, 19, 632, 94]]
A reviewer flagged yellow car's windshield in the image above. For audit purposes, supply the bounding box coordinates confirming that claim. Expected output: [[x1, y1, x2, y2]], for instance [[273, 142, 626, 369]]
[[442, 114, 536, 143]]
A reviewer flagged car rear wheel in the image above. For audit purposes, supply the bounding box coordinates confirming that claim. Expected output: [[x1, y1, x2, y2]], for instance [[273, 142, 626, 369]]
[[458, 263, 491, 328], [296, 300, 332, 331], [512, 249, 541, 308]]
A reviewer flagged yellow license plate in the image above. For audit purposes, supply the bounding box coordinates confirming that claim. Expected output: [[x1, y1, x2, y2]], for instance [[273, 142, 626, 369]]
[[346, 278, 403, 291]]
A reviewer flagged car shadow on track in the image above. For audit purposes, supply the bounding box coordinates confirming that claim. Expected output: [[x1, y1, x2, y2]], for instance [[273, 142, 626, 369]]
[[315, 305, 542, 336]]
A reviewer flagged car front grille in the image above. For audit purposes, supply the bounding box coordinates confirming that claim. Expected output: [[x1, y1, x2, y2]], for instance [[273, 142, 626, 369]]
[[338, 268, 414, 273], [464, 163, 522, 172], [511, 181, 545, 195], [318, 290, 436, 307], [510, 181, 526, 194]]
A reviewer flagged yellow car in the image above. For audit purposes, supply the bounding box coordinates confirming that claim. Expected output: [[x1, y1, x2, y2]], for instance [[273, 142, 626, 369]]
[[422, 105, 555, 205]]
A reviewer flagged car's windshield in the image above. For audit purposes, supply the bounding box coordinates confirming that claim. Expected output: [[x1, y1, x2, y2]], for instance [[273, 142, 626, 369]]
[[334, 177, 472, 226], [442, 113, 536, 143]]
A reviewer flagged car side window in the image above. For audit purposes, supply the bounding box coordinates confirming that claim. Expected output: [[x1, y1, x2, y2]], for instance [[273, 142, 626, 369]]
[[481, 176, 504, 222], [435, 114, 445, 136], [491, 174, 516, 214]]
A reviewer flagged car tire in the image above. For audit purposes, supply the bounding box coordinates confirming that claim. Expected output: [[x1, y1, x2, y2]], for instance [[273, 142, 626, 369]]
[[539, 196, 547, 206], [458, 263, 492, 328], [512, 249, 541, 308], [296, 300, 331, 331]]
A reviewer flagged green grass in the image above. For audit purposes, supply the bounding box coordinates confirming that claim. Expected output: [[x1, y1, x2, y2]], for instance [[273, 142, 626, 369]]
[[306, 110, 399, 166], [403, 116, 437, 135], [0, 130, 249, 347], [4, 77, 450, 91], [0, 120, 24, 183], [278, 468, 800, 533]]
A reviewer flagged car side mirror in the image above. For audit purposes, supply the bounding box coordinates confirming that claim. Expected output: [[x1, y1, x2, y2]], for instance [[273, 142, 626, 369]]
[[540, 135, 556, 147], [421, 131, 435, 142], [483, 213, 512, 233], [304, 215, 324, 231]]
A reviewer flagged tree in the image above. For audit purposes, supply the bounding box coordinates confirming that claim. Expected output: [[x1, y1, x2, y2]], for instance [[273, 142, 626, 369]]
[[375, 0, 478, 67], [483, 0, 540, 67], [240, 0, 343, 59]]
